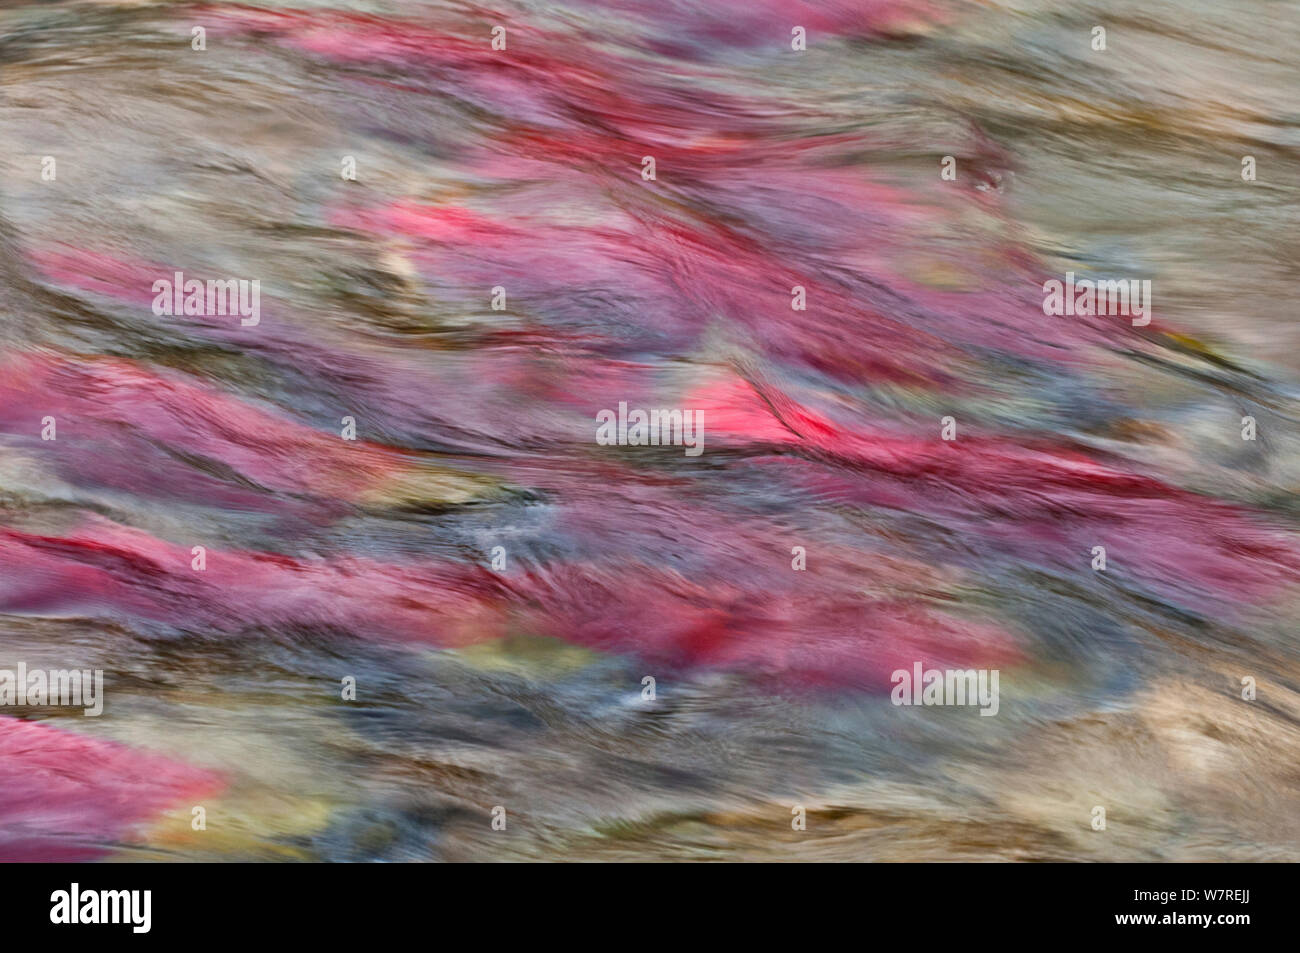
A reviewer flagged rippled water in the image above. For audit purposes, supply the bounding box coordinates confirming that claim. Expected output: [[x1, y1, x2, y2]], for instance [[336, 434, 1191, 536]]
[[1, 0, 1298, 861]]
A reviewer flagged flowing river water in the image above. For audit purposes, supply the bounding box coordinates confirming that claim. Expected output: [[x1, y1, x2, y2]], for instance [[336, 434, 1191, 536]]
[[0, 0, 1298, 860]]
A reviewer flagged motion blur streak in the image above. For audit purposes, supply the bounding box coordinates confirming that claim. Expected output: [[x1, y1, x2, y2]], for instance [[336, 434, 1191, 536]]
[[0, 0, 1297, 860]]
